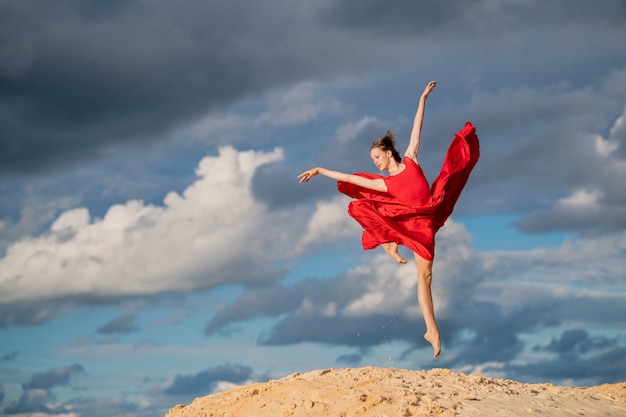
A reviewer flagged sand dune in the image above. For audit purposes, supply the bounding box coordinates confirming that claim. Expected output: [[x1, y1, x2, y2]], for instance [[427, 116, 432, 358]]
[[165, 366, 626, 417]]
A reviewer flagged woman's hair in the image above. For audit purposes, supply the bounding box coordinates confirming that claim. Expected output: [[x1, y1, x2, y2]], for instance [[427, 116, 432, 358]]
[[370, 130, 401, 163]]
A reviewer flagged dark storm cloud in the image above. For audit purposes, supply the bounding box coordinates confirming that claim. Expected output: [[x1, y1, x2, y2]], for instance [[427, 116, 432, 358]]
[[241, 288, 626, 385], [318, 0, 472, 37], [53, 396, 148, 417], [201, 233, 484, 352], [460, 89, 607, 193], [505, 329, 626, 384], [548, 296, 626, 328], [4, 388, 57, 415], [536, 329, 618, 355], [202, 255, 467, 350], [10, 0, 622, 180], [440, 303, 551, 366], [0, 296, 149, 328], [446, 81, 626, 235], [1, 350, 18, 361], [97, 314, 139, 334], [262, 313, 422, 347], [509, 102, 626, 236], [319, 0, 626, 37], [0, 300, 76, 328], [204, 277, 420, 347], [206, 281, 548, 362], [517, 203, 626, 236], [252, 163, 330, 209], [23, 364, 84, 390], [3, 0, 625, 241], [5, 381, 151, 417], [204, 282, 314, 335], [1, 0, 386, 178], [257, 300, 551, 367], [4, 364, 85, 414], [336, 352, 363, 365], [163, 364, 261, 396], [253, 117, 394, 209], [0, 0, 269, 175], [204, 240, 626, 385]]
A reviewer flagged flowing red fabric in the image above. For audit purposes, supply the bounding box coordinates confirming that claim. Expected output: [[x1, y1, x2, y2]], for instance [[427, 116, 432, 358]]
[[337, 121, 480, 261]]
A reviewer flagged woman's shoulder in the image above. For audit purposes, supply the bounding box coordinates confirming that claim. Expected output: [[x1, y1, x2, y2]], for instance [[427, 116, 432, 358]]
[[403, 155, 419, 167]]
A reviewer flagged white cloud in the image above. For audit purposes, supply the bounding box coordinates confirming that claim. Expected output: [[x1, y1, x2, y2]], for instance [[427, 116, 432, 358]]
[[0, 147, 288, 303], [593, 134, 618, 158], [609, 104, 626, 141], [335, 116, 381, 143], [293, 195, 360, 253], [295, 298, 338, 317], [556, 189, 602, 211]]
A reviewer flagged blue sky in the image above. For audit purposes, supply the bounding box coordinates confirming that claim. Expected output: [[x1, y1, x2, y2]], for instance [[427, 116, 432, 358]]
[[1, 0, 626, 416]]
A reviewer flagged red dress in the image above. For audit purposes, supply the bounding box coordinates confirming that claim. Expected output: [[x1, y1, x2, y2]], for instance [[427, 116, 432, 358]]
[[337, 122, 480, 261]]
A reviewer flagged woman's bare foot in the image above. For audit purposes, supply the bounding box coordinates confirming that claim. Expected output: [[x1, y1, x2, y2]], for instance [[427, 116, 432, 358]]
[[424, 331, 441, 358], [382, 242, 407, 264]]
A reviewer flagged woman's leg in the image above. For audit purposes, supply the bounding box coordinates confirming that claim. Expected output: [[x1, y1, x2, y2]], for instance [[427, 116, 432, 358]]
[[414, 253, 441, 358], [348, 200, 407, 264]]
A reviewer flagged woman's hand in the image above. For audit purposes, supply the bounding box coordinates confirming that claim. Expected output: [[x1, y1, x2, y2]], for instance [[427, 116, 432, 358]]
[[297, 168, 320, 183], [421, 80, 437, 100]]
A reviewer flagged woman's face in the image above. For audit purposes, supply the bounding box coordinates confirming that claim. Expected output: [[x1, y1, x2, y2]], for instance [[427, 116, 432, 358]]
[[370, 147, 393, 171]]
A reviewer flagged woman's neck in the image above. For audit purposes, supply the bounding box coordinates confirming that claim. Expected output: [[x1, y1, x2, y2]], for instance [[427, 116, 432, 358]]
[[387, 159, 404, 175]]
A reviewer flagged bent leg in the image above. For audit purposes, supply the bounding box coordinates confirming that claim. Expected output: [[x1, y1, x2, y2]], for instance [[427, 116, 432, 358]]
[[414, 253, 441, 358], [348, 200, 408, 264], [382, 241, 407, 264]]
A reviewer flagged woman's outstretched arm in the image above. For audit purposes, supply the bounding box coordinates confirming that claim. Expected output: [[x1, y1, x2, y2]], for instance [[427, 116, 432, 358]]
[[404, 80, 436, 162], [298, 167, 388, 192]]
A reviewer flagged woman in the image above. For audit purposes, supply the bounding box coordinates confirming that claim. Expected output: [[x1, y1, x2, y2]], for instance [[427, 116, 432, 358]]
[[298, 81, 479, 358]]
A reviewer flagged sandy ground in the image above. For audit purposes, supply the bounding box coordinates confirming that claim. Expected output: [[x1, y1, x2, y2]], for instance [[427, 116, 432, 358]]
[[165, 366, 626, 417]]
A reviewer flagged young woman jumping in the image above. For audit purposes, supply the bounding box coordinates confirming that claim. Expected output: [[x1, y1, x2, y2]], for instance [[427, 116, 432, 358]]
[[298, 81, 479, 357]]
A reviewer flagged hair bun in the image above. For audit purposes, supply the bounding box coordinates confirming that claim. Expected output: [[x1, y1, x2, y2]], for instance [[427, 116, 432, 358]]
[[371, 130, 401, 163]]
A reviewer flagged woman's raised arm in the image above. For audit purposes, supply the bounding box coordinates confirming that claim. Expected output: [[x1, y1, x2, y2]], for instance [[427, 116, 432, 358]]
[[298, 167, 387, 192], [404, 80, 436, 162]]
